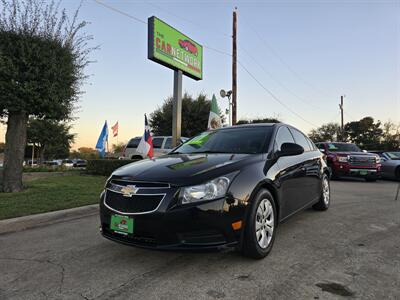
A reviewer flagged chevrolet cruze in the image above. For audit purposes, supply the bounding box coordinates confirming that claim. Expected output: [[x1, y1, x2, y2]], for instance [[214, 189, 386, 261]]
[[99, 123, 331, 258]]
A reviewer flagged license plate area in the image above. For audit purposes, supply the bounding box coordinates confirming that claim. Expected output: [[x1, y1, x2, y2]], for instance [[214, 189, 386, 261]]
[[110, 214, 134, 235]]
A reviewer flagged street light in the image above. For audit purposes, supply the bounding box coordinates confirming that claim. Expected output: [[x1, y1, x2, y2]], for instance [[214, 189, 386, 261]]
[[220, 89, 233, 126]]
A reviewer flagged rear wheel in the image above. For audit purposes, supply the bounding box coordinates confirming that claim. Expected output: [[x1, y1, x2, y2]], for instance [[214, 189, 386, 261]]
[[313, 174, 330, 211], [241, 189, 277, 259]]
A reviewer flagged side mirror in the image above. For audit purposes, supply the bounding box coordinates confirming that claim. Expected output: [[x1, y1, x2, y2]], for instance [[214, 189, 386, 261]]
[[319, 148, 326, 153], [362, 150, 367, 153], [277, 143, 304, 157]]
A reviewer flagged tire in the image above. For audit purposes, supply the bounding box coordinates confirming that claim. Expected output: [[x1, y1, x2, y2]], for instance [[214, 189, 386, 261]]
[[241, 189, 277, 259], [313, 174, 330, 211], [328, 164, 339, 180]]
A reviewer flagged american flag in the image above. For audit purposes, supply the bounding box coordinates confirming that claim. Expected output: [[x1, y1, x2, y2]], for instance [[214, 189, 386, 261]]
[[111, 121, 118, 137]]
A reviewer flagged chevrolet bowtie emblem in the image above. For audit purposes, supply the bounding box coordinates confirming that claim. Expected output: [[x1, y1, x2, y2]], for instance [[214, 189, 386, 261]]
[[120, 185, 139, 197]]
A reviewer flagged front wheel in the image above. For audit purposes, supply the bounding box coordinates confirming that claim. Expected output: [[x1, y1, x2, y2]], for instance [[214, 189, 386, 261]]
[[241, 189, 277, 259], [313, 174, 330, 211]]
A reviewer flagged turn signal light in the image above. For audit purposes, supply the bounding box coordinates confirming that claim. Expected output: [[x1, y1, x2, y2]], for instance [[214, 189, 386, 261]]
[[231, 221, 242, 230]]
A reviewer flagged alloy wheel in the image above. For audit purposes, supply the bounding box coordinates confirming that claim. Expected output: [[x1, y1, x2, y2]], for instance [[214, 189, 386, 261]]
[[255, 198, 274, 249], [323, 176, 330, 205]]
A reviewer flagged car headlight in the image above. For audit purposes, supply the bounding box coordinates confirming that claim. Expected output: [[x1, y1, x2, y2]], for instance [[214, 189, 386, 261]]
[[180, 176, 230, 205], [337, 156, 348, 162]]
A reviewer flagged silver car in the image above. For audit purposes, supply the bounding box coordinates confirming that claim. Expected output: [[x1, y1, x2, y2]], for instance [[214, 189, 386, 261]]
[[123, 136, 188, 160], [372, 151, 400, 180]]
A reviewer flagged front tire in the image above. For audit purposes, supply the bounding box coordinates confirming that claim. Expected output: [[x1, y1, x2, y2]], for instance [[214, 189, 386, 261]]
[[241, 189, 277, 259], [313, 174, 330, 211]]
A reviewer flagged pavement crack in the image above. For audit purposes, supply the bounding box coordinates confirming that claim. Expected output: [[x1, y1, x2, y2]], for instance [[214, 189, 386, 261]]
[[0, 257, 66, 294]]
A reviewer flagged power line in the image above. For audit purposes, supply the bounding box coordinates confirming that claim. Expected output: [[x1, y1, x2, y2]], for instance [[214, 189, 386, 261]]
[[238, 61, 318, 127], [241, 16, 335, 99], [147, 2, 231, 39], [93, 0, 319, 128], [93, 0, 147, 25], [238, 44, 336, 113]]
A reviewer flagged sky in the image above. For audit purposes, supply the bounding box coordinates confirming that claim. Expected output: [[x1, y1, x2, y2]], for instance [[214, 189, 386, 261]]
[[1, 0, 399, 149]]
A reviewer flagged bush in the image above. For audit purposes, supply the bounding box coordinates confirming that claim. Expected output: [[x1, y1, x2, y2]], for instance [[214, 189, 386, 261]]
[[23, 165, 72, 173], [86, 159, 138, 176]]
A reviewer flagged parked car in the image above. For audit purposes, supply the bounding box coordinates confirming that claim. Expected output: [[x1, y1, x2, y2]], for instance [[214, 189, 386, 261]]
[[43, 160, 59, 167], [62, 159, 75, 168], [73, 159, 87, 168], [123, 136, 189, 160], [369, 151, 400, 180], [315, 142, 381, 181], [100, 123, 331, 259]]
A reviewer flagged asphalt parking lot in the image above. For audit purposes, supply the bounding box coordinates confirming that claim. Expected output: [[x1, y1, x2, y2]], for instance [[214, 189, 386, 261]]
[[0, 180, 399, 300]]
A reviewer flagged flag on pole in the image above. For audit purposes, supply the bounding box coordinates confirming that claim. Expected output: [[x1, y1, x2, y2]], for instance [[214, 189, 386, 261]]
[[208, 94, 222, 130], [111, 121, 119, 137], [95, 121, 108, 158], [137, 114, 154, 158]]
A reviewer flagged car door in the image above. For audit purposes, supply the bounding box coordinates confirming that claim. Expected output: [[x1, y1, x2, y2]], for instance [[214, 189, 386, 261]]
[[289, 128, 322, 205], [273, 126, 306, 219]]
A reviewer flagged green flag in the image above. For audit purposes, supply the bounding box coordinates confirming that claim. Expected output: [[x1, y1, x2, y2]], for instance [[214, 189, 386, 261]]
[[208, 94, 222, 130]]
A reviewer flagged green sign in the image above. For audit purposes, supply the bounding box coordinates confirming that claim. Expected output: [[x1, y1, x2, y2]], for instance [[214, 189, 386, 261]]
[[148, 16, 203, 80]]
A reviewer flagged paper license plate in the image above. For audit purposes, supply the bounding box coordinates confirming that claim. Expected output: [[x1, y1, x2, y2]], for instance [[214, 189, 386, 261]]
[[359, 170, 368, 175], [110, 214, 134, 234]]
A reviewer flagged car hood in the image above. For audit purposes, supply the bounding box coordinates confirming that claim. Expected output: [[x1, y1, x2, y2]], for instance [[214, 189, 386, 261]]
[[112, 153, 263, 186]]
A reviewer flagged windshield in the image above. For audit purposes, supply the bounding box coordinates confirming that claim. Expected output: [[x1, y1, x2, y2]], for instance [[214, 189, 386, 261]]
[[327, 143, 361, 152], [386, 152, 400, 160], [171, 127, 273, 154]]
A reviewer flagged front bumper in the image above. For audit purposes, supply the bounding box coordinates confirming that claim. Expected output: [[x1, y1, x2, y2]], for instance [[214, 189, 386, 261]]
[[332, 162, 381, 178], [99, 194, 245, 250]]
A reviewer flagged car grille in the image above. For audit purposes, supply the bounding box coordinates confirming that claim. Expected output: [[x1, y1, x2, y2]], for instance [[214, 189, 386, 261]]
[[348, 155, 376, 167], [104, 180, 170, 214]]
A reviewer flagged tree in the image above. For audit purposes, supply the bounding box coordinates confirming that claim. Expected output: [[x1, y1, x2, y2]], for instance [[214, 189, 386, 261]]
[[309, 123, 341, 143], [236, 117, 281, 125], [149, 93, 224, 137], [70, 147, 100, 160], [344, 117, 383, 150], [381, 121, 400, 150], [0, 0, 93, 192], [112, 142, 126, 154], [27, 118, 75, 162]]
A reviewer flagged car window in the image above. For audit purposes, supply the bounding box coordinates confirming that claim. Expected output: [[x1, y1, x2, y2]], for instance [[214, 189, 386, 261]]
[[274, 126, 295, 151], [306, 137, 317, 151], [164, 138, 172, 149], [290, 128, 312, 152], [127, 138, 141, 148], [172, 127, 274, 154], [153, 137, 164, 149], [327, 143, 361, 152], [317, 143, 325, 151]]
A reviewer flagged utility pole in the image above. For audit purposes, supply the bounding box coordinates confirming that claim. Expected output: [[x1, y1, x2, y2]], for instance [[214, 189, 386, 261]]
[[339, 95, 344, 141], [172, 70, 182, 147], [232, 7, 237, 125]]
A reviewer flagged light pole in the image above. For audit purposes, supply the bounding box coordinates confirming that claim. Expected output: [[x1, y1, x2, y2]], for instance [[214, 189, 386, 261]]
[[220, 89, 233, 126]]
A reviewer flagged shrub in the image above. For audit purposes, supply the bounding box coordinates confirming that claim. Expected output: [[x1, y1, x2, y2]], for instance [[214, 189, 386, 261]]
[[86, 159, 138, 176]]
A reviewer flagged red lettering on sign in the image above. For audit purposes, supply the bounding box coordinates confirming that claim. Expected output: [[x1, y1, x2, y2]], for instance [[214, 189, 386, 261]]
[[156, 37, 161, 49], [166, 43, 172, 54], [161, 41, 166, 52]]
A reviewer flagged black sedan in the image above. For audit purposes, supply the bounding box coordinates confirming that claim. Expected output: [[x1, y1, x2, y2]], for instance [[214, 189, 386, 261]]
[[99, 123, 331, 258]]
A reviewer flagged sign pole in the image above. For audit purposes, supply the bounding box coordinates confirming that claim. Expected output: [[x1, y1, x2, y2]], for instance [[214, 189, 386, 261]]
[[172, 70, 182, 147]]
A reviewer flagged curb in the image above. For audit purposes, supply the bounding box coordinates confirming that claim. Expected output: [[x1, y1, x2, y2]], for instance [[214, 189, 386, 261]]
[[0, 204, 99, 235]]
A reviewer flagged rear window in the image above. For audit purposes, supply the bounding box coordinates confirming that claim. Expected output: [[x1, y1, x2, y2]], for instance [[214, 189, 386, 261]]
[[127, 138, 141, 148]]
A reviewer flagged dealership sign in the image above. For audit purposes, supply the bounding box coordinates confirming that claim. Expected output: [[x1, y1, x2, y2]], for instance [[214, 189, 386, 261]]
[[148, 16, 203, 80]]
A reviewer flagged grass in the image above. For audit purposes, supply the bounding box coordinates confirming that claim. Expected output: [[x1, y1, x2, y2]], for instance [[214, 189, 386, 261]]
[[0, 175, 106, 220]]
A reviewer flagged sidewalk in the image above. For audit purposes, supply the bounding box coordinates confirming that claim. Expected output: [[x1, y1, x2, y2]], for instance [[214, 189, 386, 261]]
[[0, 204, 98, 235]]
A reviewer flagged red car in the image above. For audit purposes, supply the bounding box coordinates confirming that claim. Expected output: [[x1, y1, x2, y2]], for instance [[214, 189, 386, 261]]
[[316, 142, 381, 181], [178, 39, 198, 56]]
